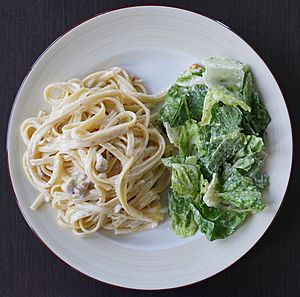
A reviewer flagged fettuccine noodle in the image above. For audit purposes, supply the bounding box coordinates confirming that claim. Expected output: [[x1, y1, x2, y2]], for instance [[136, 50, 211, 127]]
[[21, 67, 169, 235]]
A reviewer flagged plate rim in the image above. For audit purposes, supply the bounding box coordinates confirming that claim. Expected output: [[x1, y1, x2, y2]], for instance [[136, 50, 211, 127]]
[[6, 5, 293, 290]]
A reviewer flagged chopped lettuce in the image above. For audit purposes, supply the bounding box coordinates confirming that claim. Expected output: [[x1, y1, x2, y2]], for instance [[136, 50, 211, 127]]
[[221, 165, 265, 211], [197, 197, 248, 241], [186, 85, 207, 121], [161, 57, 270, 240], [241, 71, 271, 136], [169, 180, 248, 241], [233, 135, 264, 171], [168, 190, 199, 238], [210, 105, 243, 139], [232, 135, 269, 188], [221, 164, 257, 192], [204, 171, 265, 212], [163, 156, 201, 196], [171, 163, 201, 196], [159, 66, 207, 127], [161, 155, 186, 167], [159, 84, 207, 127], [163, 122, 181, 146], [235, 135, 264, 157], [178, 119, 210, 157], [203, 173, 220, 207], [162, 154, 201, 196], [244, 151, 269, 189], [204, 130, 246, 174], [232, 156, 255, 171], [200, 86, 251, 126], [158, 85, 189, 127], [162, 155, 197, 167], [219, 191, 264, 212]]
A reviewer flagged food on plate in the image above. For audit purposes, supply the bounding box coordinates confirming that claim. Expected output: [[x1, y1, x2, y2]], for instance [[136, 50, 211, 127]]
[[159, 57, 271, 240], [21, 67, 169, 235]]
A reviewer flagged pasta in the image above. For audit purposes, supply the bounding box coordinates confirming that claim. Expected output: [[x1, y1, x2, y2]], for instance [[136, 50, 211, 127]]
[[21, 67, 169, 235]]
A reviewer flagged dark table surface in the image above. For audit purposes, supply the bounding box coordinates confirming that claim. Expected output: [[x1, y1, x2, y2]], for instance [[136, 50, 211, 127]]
[[1, 1, 299, 296]]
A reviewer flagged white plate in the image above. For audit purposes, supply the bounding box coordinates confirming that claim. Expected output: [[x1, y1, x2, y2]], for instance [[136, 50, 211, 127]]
[[7, 6, 292, 290]]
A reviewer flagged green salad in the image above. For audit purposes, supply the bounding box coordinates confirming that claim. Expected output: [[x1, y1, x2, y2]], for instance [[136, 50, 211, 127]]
[[159, 57, 271, 240]]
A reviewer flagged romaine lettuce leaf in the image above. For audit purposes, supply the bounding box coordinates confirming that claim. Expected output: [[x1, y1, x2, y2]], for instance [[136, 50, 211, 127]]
[[163, 122, 181, 146], [168, 172, 249, 240], [158, 85, 189, 127], [241, 71, 271, 136], [162, 155, 200, 196], [245, 135, 264, 154], [186, 85, 207, 121], [203, 173, 220, 207], [232, 156, 255, 171], [233, 135, 264, 171], [200, 85, 251, 126], [204, 168, 265, 212], [252, 173, 269, 189], [159, 83, 207, 127], [232, 135, 269, 188], [197, 197, 248, 241], [161, 155, 186, 167], [168, 190, 199, 238], [178, 119, 210, 157], [244, 151, 269, 189], [221, 165, 257, 192], [219, 191, 264, 212], [171, 163, 201, 196], [178, 117, 246, 176], [161, 155, 197, 167], [202, 130, 246, 174], [210, 105, 243, 139]]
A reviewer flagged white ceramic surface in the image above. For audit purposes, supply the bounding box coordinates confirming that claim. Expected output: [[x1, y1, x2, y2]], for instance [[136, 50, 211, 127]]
[[7, 6, 292, 290]]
